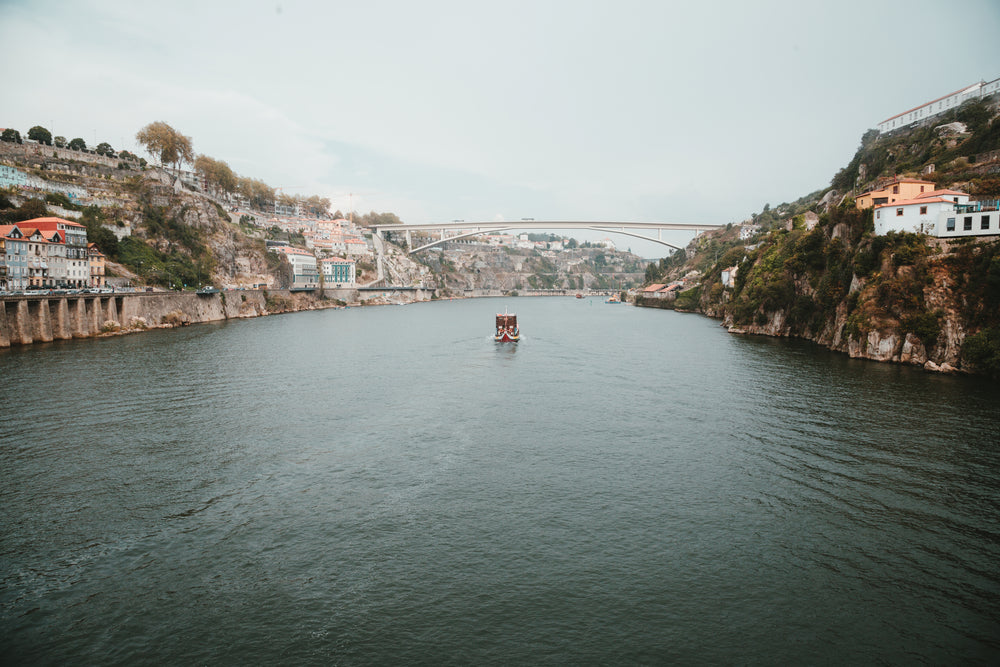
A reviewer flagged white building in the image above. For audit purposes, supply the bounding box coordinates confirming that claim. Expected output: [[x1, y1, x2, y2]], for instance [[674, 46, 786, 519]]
[[878, 77, 1000, 134], [721, 265, 738, 288], [320, 257, 356, 286], [344, 238, 369, 257], [739, 223, 761, 241], [272, 246, 319, 287], [873, 190, 1000, 238]]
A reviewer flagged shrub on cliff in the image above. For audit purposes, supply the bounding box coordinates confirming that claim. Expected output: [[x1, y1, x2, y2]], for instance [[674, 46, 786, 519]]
[[673, 286, 701, 310], [901, 311, 941, 348], [962, 327, 1000, 378], [945, 240, 1000, 328]]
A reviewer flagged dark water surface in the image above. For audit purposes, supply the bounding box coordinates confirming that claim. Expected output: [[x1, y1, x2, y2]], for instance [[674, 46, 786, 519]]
[[2, 297, 998, 664]]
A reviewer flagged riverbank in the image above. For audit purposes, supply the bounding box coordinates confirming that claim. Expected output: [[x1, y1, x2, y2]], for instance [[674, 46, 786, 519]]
[[631, 295, 969, 374], [0, 288, 433, 348]]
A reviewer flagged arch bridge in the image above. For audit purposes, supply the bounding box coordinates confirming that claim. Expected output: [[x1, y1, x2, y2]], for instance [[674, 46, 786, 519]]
[[371, 220, 724, 254]]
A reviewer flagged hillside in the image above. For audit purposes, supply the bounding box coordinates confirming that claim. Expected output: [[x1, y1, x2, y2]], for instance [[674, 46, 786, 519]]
[[639, 96, 1000, 377], [0, 132, 642, 297]]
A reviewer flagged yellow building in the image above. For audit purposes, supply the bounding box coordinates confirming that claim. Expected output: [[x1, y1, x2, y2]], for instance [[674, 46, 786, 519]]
[[855, 177, 936, 209], [88, 243, 106, 287]]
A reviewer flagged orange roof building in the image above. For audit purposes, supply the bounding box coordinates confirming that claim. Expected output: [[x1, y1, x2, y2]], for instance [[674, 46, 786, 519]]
[[855, 177, 936, 210]]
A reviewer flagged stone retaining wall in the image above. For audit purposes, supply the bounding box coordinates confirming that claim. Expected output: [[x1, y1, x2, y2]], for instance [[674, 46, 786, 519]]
[[0, 289, 363, 348]]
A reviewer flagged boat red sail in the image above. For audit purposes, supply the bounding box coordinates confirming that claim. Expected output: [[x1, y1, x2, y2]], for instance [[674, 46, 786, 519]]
[[494, 312, 520, 342]]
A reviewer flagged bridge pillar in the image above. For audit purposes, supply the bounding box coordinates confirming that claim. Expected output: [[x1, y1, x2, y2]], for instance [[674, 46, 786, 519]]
[[53, 298, 72, 340], [406, 229, 412, 252], [87, 297, 102, 334], [31, 299, 54, 343], [0, 301, 10, 347], [14, 300, 31, 344], [104, 295, 119, 327], [72, 297, 88, 337]]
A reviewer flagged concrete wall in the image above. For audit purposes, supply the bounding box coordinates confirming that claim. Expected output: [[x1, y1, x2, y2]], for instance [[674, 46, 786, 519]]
[[0, 290, 345, 348]]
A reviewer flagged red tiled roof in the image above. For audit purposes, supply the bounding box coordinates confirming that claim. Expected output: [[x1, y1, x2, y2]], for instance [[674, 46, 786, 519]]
[[874, 197, 952, 209], [879, 83, 979, 124], [914, 189, 966, 199], [643, 283, 666, 292], [18, 216, 85, 229]]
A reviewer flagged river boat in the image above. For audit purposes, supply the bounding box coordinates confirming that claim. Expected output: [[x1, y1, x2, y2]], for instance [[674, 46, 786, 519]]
[[495, 311, 520, 342], [606, 293, 621, 303], [576, 293, 584, 299]]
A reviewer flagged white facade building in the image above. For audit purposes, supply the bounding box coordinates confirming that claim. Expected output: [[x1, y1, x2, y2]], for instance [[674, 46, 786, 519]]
[[873, 190, 1000, 238], [739, 223, 761, 241], [721, 265, 738, 288], [344, 238, 369, 257], [272, 246, 319, 287], [320, 257, 356, 286], [878, 77, 1000, 134]]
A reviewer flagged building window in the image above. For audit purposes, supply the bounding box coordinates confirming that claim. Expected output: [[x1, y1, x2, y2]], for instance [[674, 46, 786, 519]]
[[893, 185, 899, 194], [919, 206, 927, 215], [983, 215, 991, 230], [964, 216, 973, 231], [876, 210, 880, 219], [897, 208, 904, 217], [920, 186, 925, 193], [947, 218, 956, 231]]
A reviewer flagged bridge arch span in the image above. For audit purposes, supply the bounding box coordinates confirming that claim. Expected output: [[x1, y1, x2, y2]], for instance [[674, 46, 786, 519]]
[[375, 220, 721, 254]]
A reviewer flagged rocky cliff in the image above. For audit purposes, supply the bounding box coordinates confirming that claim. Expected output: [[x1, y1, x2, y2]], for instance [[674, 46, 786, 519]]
[[637, 96, 1000, 377], [700, 207, 1000, 376]]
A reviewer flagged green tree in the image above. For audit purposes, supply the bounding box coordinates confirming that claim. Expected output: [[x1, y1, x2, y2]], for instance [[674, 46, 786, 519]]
[[68, 137, 87, 151], [962, 327, 1000, 377], [135, 121, 194, 176], [53, 135, 66, 148], [1, 129, 22, 143], [27, 126, 52, 145], [95, 142, 115, 157], [0, 197, 48, 223]]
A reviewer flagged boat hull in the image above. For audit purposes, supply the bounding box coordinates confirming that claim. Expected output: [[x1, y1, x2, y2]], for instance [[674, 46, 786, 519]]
[[495, 311, 519, 342]]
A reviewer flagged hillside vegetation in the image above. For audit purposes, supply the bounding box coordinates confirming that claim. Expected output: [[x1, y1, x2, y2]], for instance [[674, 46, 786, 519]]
[[641, 96, 1000, 377], [1, 122, 643, 294]]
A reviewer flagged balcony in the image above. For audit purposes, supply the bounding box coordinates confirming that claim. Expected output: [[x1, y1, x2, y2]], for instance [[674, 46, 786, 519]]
[[956, 200, 1000, 214]]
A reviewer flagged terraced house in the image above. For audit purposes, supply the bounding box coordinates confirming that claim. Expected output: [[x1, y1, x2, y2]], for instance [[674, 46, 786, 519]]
[[855, 176, 936, 209], [320, 257, 356, 286], [0, 217, 90, 290], [0, 224, 28, 291]]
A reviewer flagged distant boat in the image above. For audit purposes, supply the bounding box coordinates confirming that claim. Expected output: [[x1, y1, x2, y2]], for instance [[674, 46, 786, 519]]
[[606, 293, 621, 303], [576, 293, 584, 299], [495, 311, 520, 342]]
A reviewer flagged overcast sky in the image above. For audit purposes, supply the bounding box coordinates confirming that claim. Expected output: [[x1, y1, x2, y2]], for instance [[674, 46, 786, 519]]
[[3, 0, 999, 256]]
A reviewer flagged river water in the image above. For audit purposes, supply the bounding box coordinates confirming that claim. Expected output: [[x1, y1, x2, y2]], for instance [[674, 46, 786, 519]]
[[1, 297, 998, 664]]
